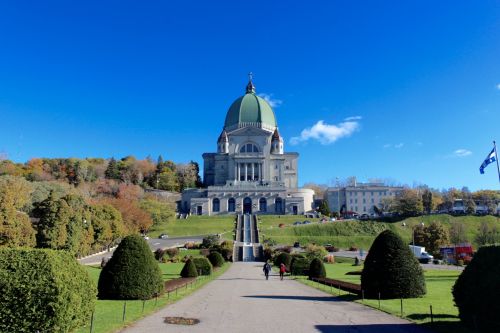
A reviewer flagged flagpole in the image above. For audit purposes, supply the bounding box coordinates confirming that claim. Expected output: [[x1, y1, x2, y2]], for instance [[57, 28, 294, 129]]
[[494, 140, 500, 186]]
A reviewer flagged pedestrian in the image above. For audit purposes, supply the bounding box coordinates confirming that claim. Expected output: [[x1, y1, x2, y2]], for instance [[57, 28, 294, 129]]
[[279, 263, 286, 280], [263, 261, 271, 280]]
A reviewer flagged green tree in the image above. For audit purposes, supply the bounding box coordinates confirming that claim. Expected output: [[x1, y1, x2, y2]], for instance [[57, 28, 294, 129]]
[[475, 222, 500, 246], [453, 246, 500, 332], [450, 221, 468, 244], [422, 189, 433, 214], [90, 203, 125, 249], [36, 192, 69, 249], [308, 258, 326, 279], [465, 199, 476, 215], [361, 230, 426, 299], [0, 176, 36, 247], [105, 157, 121, 180], [318, 200, 330, 216], [98, 235, 163, 300], [139, 198, 174, 229]]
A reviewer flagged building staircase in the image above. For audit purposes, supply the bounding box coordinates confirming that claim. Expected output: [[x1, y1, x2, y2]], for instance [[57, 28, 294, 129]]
[[232, 214, 263, 262]]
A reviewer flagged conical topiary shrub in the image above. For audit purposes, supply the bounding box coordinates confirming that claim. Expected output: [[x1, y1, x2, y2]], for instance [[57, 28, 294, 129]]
[[180, 258, 199, 278], [308, 258, 326, 279], [453, 245, 500, 332], [98, 235, 164, 300], [361, 230, 426, 299], [207, 251, 225, 268]]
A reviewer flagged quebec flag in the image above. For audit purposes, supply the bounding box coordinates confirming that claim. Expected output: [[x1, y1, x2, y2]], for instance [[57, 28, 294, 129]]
[[479, 148, 496, 174]]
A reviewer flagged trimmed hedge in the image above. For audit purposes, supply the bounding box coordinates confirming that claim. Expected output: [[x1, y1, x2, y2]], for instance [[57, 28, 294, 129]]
[[193, 257, 213, 275], [208, 251, 225, 268], [273, 252, 292, 269], [180, 259, 199, 278], [361, 230, 426, 299], [308, 258, 326, 279], [290, 256, 311, 276], [0, 248, 96, 333], [98, 235, 164, 300], [453, 245, 500, 332]]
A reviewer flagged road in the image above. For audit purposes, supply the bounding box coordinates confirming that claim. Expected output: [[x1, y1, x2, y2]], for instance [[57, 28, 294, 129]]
[[78, 236, 204, 265], [121, 262, 430, 333]]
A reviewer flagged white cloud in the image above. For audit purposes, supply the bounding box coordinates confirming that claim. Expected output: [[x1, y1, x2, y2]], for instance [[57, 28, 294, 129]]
[[258, 93, 283, 108], [383, 143, 404, 149], [344, 116, 362, 121], [290, 119, 360, 145], [454, 149, 472, 157]]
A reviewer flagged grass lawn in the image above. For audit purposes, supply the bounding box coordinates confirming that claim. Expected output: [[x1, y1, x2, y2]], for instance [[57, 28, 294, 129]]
[[164, 215, 235, 237], [296, 262, 470, 333], [260, 214, 499, 249], [77, 262, 230, 333]]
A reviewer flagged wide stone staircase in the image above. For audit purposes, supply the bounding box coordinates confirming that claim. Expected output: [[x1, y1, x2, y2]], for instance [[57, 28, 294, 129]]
[[233, 214, 263, 262]]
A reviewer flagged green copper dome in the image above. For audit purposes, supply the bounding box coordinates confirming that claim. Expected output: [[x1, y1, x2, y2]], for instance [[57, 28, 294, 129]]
[[224, 79, 277, 131]]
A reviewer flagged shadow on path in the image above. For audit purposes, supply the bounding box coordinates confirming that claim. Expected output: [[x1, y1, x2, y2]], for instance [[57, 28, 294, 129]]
[[243, 295, 343, 302], [315, 324, 429, 333]]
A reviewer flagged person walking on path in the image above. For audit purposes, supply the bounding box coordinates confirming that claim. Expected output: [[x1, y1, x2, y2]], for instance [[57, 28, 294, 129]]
[[279, 263, 286, 280], [263, 261, 271, 280]]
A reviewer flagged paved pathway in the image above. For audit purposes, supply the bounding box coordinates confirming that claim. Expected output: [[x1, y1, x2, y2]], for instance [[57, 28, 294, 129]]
[[121, 263, 430, 333], [79, 236, 204, 265]]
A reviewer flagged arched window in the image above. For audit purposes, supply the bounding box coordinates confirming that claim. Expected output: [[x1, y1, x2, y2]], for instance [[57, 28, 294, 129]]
[[228, 198, 236, 212], [240, 143, 259, 153], [212, 198, 220, 212], [259, 197, 267, 212], [275, 197, 283, 214]]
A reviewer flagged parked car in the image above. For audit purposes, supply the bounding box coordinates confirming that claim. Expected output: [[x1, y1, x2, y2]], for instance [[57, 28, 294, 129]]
[[293, 221, 302, 226], [302, 220, 311, 225], [159, 234, 168, 239], [293, 241, 300, 248]]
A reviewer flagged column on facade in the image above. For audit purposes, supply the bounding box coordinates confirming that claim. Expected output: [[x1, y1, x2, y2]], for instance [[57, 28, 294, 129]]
[[237, 163, 240, 181], [251, 163, 255, 181], [234, 163, 237, 181], [245, 163, 248, 181], [259, 163, 263, 181]]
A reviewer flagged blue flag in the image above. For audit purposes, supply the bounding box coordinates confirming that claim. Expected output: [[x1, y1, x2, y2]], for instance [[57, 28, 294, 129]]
[[479, 148, 496, 174]]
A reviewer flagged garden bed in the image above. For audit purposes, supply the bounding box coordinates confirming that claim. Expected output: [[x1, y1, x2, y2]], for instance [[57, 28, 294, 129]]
[[309, 276, 361, 295], [164, 277, 197, 292]]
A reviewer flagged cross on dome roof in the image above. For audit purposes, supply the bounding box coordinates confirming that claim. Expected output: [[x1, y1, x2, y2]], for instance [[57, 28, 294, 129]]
[[246, 72, 256, 94]]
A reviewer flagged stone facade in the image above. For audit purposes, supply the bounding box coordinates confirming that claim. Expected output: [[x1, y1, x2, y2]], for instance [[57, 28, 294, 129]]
[[324, 182, 403, 215], [180, 77, 314, 216]]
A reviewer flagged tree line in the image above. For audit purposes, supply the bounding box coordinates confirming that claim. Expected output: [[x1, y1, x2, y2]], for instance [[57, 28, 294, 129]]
[[0, 155, 202, 191]]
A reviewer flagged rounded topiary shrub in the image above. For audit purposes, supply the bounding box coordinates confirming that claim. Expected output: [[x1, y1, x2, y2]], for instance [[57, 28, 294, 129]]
[[98, 235, 164, 300], [308, 258, 326, 279], [290, 256, 311, 276], [361, 230, 426, 299], [452, 245, 500, 332], [274, 252, 292, 269], [193, 257, 213, 275], [0, 248, 96, 333], [180, 258, 199, 278], [207, 251, 225, 268]]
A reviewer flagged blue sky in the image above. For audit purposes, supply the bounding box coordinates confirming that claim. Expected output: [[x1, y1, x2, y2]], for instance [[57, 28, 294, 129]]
[[1, 0, 500, 191]]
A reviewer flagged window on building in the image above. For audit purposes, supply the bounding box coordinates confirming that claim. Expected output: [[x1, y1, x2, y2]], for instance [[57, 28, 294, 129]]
[[212, 198, 220, 212], [363, 198, 366, 204], [228, 198, 235, 212], [355, 199, 358, 204], [371, 198, 374, 203], [259, 197, 267, 212], [240, 143, 259, 153], [363, 207, 366, 212]]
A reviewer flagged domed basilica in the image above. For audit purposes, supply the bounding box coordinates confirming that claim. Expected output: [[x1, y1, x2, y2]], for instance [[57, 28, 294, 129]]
[[180, 76, 314, 215]]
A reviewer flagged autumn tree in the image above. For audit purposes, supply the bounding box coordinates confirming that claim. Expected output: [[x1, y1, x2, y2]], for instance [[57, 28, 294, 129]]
[[105, 198, 153, 234], [0, 176, 36, 247], [394, 189, 423, 216], [90, 203, 125, 249], [413, 222, 449, 256]]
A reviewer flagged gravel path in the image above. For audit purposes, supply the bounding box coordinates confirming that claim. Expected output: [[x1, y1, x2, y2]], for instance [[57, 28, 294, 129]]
[[121, 262, 430, 333]]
